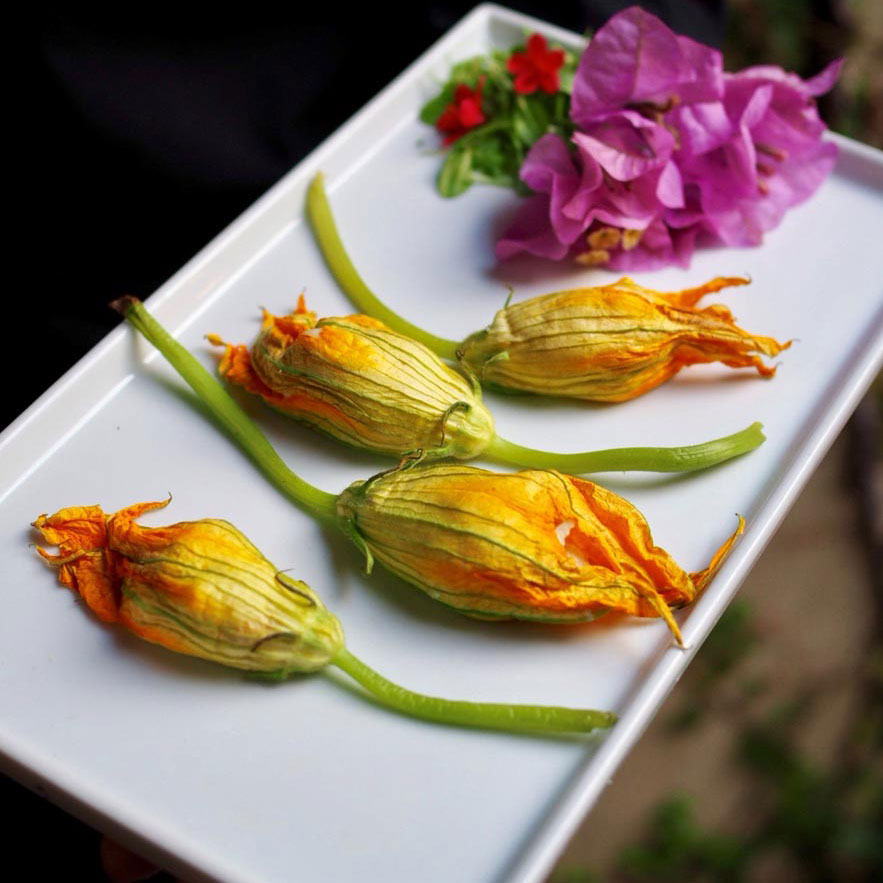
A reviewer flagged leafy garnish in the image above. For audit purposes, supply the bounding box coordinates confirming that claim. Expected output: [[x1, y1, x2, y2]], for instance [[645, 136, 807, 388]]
[[420, 38, 578, 197]]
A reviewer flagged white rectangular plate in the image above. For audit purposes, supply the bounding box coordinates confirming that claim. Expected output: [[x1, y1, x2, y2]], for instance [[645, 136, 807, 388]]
[[3, 5, 882, 883]]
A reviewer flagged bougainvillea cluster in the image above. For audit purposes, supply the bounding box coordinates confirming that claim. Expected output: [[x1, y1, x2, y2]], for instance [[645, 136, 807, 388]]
[[424, 6, 841, 270]]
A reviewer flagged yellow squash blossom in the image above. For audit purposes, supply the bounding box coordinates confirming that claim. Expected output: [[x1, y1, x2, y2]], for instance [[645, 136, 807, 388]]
[[458, 277, 791, 401], [209, 295, 494, 460], [307, 171, 790, 402], [34, 499, 343, 673], [33, 499, 617, 734], [337, 459, 743, 644]]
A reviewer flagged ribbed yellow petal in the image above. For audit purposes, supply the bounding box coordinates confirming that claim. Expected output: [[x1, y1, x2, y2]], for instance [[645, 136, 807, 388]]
[[337, 462, 742, 642], [213, 301, 495, 458], [33, 501, 344, 673], [460, 277, 790, 402]]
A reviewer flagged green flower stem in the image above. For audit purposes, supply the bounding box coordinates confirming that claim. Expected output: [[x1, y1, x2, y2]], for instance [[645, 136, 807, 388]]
[[306, 172, 461, 361], [331, 648, 616, 734], [486, 422, 766, 473], [113, 297, 339, 525]]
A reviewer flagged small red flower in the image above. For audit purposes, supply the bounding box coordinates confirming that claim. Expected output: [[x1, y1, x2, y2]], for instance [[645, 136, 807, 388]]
[[435, 78, 486, 145], [507, 33, 565, 95]]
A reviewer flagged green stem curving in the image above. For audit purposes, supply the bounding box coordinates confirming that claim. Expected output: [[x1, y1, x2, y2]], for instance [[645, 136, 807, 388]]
[[486, 423, 766, 473], [113, 297, 339, 525], [331, 648, 616, 734], [306, 172, 461, 361]]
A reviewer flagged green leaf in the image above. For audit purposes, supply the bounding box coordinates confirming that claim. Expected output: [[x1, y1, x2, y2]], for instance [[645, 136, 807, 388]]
[[437, 142, 474, 197], [472, 171, 519, 189], [484, 54, 513, 92], [449, 56, 485, 85], [512, 95, 551, 146], [472, 134, 507, 177], [419, 82, 456, 126], [557, 49, 580, 95]]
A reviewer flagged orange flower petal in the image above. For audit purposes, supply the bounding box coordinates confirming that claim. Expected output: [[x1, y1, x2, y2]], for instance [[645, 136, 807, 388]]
[[34, 501, 343, 673], [460, 276, 791, 402], [338, 463, 743, 643], [211, 300, 494, 458], [32, 505, 120, 622]]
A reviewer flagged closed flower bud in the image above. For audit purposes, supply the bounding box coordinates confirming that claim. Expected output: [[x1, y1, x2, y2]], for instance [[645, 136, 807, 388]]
[[458, 277, 790, 402], [33, 499, 344, 674], [337, 459, 742, 644], [209, 297, 495, 459]]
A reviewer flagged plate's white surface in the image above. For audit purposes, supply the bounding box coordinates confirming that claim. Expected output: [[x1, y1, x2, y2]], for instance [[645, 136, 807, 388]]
[[3, 5, 882, 883]]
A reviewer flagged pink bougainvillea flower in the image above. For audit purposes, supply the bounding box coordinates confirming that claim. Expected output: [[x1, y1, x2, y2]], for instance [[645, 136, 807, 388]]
[[497, 128, 689, 267], [672, 59, 843, 247], [496, 5, 841, 270], [507, 33, 566, 95], [570, 5, 723, 127], [435, 77, 486, 144], [573, 111, 677, 182], [514, 133, 590, 252]]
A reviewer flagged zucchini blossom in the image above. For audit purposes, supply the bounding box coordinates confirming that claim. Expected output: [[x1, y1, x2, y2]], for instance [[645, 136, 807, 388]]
[[338, 459, 743, 643], [458, 277, 790, 402], [34, 499, 343, 673], [33, 499, 615, 735], [209, 296, 493, 460], [306, 172, 790, 402]]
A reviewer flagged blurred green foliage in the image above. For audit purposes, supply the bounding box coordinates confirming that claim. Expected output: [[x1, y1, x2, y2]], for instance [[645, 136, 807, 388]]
[[725, 0, 882, 148], [616, 795, 748, 882], [550, 596, 883, 883], [667, 601, 759, 732]]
